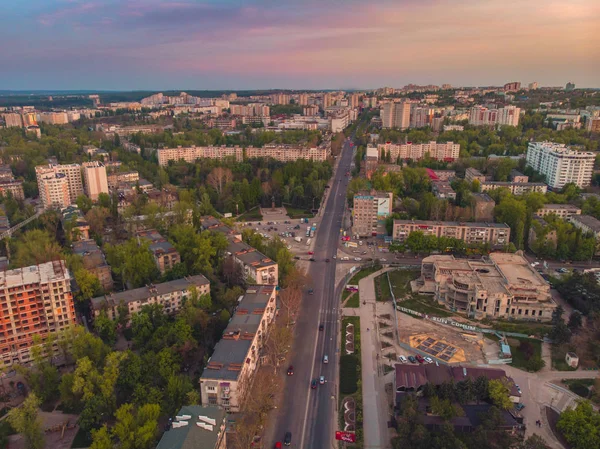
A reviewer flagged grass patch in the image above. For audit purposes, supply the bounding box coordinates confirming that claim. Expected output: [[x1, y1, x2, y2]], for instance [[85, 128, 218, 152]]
[[374, 272, 392, 302], [346, 292, 360, 308], [342, 289, 352, 303], [235, 208, 263, 222], [508, 337, 544, 372], [388, 270, 420, 300], [340, 355, 359, 394], [563, 379, 593, 399], [285, 207, 314, 219], [340, 316, 363, 447], [481, 319, 553, 337], [400, 295, 453, 318], [551, 345, 578, 371], [348, 265, 381, 285], [71, 427, 93, 448]]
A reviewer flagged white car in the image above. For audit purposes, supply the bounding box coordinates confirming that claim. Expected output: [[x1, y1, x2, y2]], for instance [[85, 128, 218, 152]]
[[354, 257, 362, 261], [323, 355, 329, 364], [424, 356, 433, 364], [398, 355, 408, 363]]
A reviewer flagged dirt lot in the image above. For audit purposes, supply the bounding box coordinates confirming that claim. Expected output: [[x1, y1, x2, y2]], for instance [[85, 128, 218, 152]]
[[397, 312, 487, 364]]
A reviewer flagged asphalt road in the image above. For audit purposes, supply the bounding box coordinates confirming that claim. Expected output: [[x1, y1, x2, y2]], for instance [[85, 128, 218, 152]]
[[271, 140, 354, 448]]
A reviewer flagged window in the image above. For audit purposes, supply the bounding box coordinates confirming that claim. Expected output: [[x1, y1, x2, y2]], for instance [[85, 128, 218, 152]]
[[206, 386, 216, 392]]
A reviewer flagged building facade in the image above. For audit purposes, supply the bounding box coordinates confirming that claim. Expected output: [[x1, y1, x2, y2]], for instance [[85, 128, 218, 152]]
[[536, 204, 581, 219], [377, 141, 460, 162], [0, 180, 25, 200], [136, 230, 181, 274], [82, 162, 109, 201], [199, 285, 277, 412], [36, 164, 83, 208], [91, 275, 210, 322], [382, 102, 411, 129], [479, 181, 547, 195], [0, 261, 76, 366], [352, 191, 393, 237], [73, 239, 113, 292], [393, 220, 510, 247], [418, 253, 556, 320], [469, 106, 520, 127], [526, 141, 595, 189]]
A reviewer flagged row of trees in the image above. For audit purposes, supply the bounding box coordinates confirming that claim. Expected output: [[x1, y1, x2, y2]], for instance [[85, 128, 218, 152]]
[[388, 230, 500, 255]]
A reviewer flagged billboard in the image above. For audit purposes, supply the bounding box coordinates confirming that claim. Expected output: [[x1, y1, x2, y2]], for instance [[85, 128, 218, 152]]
[[335, 431, 356, 443]]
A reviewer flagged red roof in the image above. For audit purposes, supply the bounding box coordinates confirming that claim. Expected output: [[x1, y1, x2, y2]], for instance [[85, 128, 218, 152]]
[[426, 168, 439, 180]]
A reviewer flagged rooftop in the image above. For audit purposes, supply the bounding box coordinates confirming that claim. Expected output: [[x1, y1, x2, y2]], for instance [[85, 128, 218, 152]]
[[156, 405, 226, 449], [136, 230, 179, 255], [227, 239, 276, 269], [90, 275, 209, 310], [541, 204, 581, 211], [0, 260, 71, 287], [570, 214, 600, 233], [394, 219, 509, 229], [201, 285, 276, 381]]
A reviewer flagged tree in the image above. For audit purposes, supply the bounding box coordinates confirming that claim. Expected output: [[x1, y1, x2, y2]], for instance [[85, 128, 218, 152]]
[[85, 206, 110, 236], [12, 229, 62, 267], [90, 426, 113, 449], [97, 193, 111, 209], [557, 401, 600, 449], [8, 393, 45, 449], [206, 167, 233, 195], [568, 311, 583, 331], [264, 323, 293, 371], [74, 268, 102, 302], [519, 434, 549, 449], [76, 195, 93, 214], [163, 375, 193, 416], [105, 239, 160, 289], [94, 310, 117, 345], [488, 379, 512, 410], [429, 395, 463, 421], [112, 403, 160, 449]]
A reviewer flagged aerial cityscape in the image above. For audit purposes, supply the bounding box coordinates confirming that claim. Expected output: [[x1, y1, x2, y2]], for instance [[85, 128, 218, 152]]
[[0, 1, 599, 449]]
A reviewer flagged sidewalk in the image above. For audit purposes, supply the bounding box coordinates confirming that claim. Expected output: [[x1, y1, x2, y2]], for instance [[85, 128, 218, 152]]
[[345, 268, 394, 449]]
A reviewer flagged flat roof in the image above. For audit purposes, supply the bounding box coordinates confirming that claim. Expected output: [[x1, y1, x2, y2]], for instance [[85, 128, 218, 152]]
[[228, 239, 276, 269], [570, 214, 600, 233], [201, 285, 275, 381], [489, 253, 546, 288], [394, 219, 509, 229], [156, 405, 226, 449], [91, 275, 209, 309], [0, 260, 70, 287], [541, 204, 580, 211]]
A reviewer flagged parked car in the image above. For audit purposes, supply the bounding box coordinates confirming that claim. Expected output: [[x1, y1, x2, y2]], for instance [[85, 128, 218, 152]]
[[398, 355, 408, 363], [424, 356, 433, 364], [415, 354, 425, 364], [308, 251, 314, 255], [515, 403, 525, 411], [309, 258, 315, 262], [319, 323, 324, 331], [311, 379, 318, 389], [319, 375, 325, 384], [284, 432, 292, 446], [323, 355, 329, 364], [515, 384, 522, 394], [287, 365, 294, 376], [408, 356, 417, 364], [354, 257, 362, 261], [275, 442, 282, 449]]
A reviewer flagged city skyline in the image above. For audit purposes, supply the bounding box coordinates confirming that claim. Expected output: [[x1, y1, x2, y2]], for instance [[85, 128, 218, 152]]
[[1, 0, 599, 90]]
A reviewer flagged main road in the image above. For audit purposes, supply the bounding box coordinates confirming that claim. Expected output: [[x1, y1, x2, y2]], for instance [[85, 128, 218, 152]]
[[271, 139, 355, 447]]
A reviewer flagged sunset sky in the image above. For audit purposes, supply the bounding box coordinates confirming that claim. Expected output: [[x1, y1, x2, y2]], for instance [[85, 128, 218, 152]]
[[2, 0, 599, 90]]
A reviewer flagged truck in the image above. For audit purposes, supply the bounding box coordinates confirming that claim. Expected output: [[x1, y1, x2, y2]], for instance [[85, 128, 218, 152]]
[[294, 236, 303, 243]]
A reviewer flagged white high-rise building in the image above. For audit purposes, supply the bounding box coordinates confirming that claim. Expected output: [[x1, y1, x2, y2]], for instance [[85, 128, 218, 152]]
[[469, 106, 520, 127], [526, 142, 595, 189], [82, 162, 109, 201], [36, 164, 83, 208]]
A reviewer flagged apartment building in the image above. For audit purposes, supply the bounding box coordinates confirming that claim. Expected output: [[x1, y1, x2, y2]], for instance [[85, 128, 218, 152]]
[[393, 220, 510, 247], [568, 215, 600, 242], [469, 106, 520, 127], [38, 112, 69, 125], [199, 285, 277, 411], [504, 82, 521, 92], [410, 107, 434, 129], [418, 253, 556, 321], [90, 275, 210, 322], [432, 181, 456, 200], [352, 191, 393, 237], [2, 113, 23, 128], [82, 162, 108, 201], [0, 180, 24, 200], [157, 143, 330, 166], [479, 181, 547, 195], [587, 117, 600, 133], [73, 239, 113, 292], [536, 204, 581, 219], [330, 112, 350, 133], [35, 164, 83, 208], [365, 146, 379, 179], [303, 105, 319, 116], [377, 141, 460, 162], [509, 170, 529, 183], [382, 101, 411, 129], [136, 230, 181, 274], [298, 94, 309, 106], [156, 405, 227, 449], [201, 217, 279, 285], [230, 103, 270, 117], [107, 171, 139, 190], [526, 141, 595, 189], [0, 260, 76, 366]]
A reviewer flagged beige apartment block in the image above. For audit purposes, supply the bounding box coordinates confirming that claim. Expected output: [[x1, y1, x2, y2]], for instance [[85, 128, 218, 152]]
[[352, 191, 393, 237], [479, 181, 547, 195], [36, 164, 83, 207], [393, 220, 510, 247], [136, 230, 181, 274], [418, 253, 556, 321], [82, 161, 109, 201], [91, 275, 210, 322], [0, 180, 24, 200], [199, 285, 277, 412], [0, 261, 76, 366], [536, 204, 581, 219], [377, 141, 460, 162]]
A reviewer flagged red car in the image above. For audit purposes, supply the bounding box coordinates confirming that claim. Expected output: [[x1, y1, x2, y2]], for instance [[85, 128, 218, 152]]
[[308, 251, 314, 255], [415, 354, 425, 364], [274, 443, 282, 449]]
